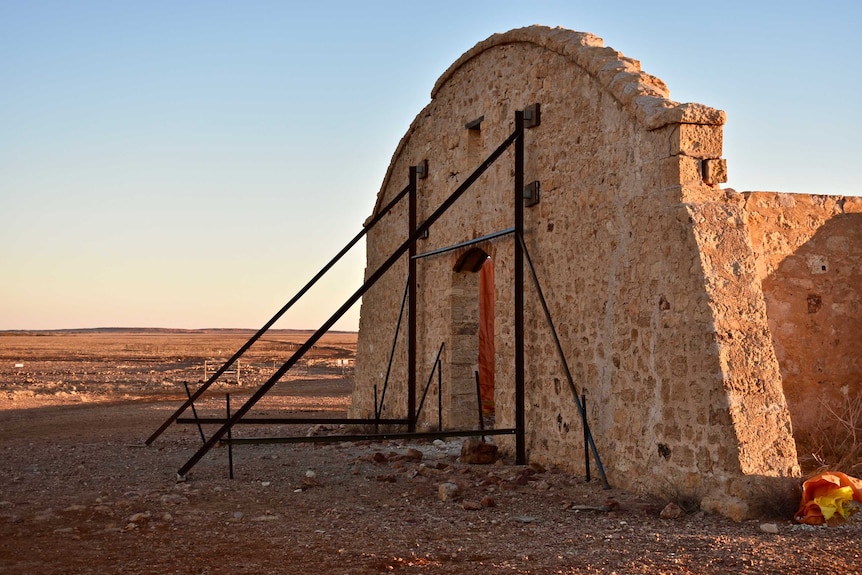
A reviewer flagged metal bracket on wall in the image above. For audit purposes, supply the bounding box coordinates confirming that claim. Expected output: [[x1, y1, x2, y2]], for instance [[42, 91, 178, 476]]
[[414, 160, 429, 237], [524, 103, 541, 128], [524, 181, 540, 207]]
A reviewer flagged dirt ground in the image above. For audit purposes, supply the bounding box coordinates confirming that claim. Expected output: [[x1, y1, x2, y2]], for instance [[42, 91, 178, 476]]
[[1, 330, 861, 574]]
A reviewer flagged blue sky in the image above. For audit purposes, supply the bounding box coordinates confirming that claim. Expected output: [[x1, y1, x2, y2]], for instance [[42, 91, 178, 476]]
[[1, 0, 859, 330]]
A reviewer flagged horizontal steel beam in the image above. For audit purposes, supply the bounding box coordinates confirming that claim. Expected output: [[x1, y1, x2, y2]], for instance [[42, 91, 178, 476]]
[[412, 227, 515, 260], [177, 417, 411, 426], [220, 427, 517, 445]]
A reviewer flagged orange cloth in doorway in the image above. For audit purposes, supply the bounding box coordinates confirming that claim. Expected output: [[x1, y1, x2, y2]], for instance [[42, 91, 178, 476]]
[[478, 260, 495, 416]]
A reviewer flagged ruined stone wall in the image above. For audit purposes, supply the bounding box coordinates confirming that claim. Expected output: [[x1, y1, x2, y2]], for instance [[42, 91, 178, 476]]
[[354, 26, 800, 520], [743, 192, 862, 461]]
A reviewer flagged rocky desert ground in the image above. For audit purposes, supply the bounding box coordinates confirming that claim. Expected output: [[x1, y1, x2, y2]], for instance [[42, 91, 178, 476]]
[[1, 330, 860, 574]]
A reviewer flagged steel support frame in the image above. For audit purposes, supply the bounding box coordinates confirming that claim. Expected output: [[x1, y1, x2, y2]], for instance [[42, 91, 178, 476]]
[[158, 104, 610, 486], [146, 182, 412, 446], [166, 122, 522, 479], [214, 114, 530, 463]]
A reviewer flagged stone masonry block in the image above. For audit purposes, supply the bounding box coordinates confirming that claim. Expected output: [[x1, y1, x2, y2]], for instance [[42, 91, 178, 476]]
[[671, 124, 723, 159], [842, 195, 862, 214], [450, 337, 479, 365], [660, 155, 702, 188], [702, 158, 728, 185]]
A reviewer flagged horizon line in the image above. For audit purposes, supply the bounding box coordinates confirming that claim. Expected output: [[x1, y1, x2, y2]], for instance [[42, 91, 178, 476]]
[[0, 326, 358, 334]]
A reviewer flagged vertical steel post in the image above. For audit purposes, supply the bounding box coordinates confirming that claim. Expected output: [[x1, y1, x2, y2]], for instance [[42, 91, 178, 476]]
[[437, 357, 443, 432], [514, 110, 526, 465], [226, 393, 234, 479], [377, 277, 410, 420], [408, 166, 418, 432], [184, 382, 207, 445], [475, 370, 485, 441], [520, 234, 611, 488], [583, 392, 590, 482], [373, 384, 379, 427]]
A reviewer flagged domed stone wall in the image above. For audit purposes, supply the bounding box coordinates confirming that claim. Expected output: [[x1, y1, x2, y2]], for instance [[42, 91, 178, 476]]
[[353, 25, 803, 520]]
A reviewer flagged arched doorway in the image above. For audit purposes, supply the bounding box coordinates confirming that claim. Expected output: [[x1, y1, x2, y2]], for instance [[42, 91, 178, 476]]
[[451, 248, 495, 426]]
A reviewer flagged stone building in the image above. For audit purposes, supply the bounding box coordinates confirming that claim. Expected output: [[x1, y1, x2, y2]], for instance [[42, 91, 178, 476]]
[[351, 26, 861, 520]]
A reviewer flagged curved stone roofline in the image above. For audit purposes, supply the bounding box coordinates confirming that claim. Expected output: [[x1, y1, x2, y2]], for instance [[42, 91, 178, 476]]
[[370, 25, 725, 219], [433, 25, 725, 131]]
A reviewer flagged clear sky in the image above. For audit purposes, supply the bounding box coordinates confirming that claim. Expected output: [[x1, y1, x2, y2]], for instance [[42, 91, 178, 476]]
[[1, 0, 859, 331]]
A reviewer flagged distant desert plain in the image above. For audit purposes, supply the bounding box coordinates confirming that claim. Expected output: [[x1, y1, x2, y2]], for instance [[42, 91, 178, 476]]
[[1, 329, 860, 574]]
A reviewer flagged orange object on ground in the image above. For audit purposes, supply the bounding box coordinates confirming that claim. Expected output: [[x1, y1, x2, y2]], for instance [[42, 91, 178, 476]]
[[794, 471, 862, 525]]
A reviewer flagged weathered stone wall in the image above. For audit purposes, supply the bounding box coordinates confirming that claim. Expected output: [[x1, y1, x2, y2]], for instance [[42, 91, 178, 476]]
[[743, 192, 862, 461], [353, 26, 801, 520]]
